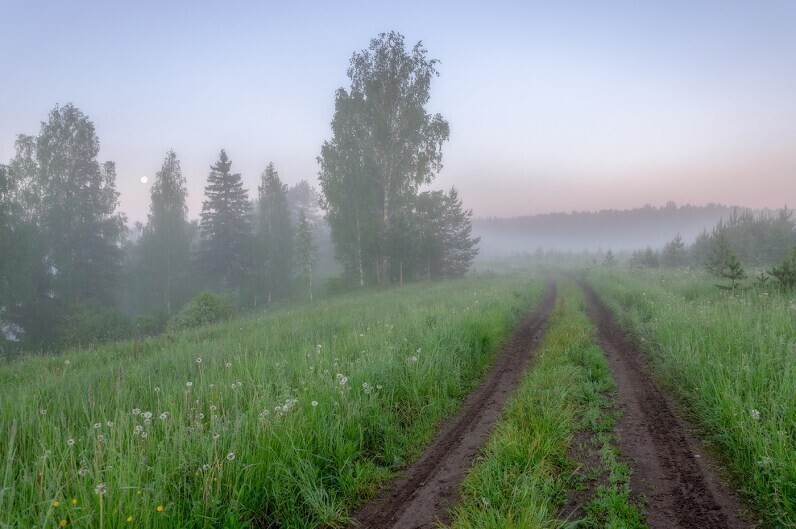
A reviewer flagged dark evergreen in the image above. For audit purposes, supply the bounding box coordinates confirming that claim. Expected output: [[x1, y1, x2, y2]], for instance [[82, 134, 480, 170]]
[[199, 150, 251, 290]]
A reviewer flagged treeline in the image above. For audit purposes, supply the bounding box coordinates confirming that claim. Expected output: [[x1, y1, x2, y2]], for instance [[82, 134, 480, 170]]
[[0, 32, 480, 355], [0, 104, 329, 353], [625, 208, 796, 290], [474, 202, 741, 256]]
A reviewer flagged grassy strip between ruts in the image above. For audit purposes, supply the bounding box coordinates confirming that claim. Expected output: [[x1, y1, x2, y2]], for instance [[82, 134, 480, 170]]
[[585, 268, 795, 527], [446, 279, 645, 529], [0, 275, 543, 529]]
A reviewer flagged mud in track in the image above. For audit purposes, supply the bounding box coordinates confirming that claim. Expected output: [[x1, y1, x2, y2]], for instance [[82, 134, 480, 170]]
[[348, 279, 557, 529], [579, 282, 751, 529]]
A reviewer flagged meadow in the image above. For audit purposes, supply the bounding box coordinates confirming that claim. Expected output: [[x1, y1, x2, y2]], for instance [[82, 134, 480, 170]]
[[0, 275, 544, 528], [585, 267, 795, 527]]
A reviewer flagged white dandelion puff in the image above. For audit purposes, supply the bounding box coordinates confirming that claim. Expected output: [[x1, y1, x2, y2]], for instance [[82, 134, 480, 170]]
[[226, 452, 235, 461], [311, 400, 319, 407], [67, 438, 75, 446], [186, 381, 193, 388]]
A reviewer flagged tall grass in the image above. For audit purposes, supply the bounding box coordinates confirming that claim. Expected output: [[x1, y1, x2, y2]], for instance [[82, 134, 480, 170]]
[[586, 268, 795, 527], [0, 276, 544, 528], [447, 280, 642, 529]]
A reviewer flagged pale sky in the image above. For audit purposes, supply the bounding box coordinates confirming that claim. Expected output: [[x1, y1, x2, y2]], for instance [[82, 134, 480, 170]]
[[1, 0, 794, 224]]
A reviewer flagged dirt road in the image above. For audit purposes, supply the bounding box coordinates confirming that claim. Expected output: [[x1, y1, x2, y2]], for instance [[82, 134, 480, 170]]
[[348, 279, 557, 529], [580, 282, 750, 529]]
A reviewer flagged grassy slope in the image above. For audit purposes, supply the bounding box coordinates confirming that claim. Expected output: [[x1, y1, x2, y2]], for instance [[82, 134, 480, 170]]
[[0, 276, 543, 529], [586, 268, 795, 527], [448, 280, 643, 529]]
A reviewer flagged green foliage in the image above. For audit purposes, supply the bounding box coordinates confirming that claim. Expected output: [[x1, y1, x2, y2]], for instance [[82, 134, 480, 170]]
[[769, 246, 796, 291], [661, 233, 686, 267], [166, 290, 235, 331], [603, 248, 617, 267], [57, 301, 133, 348], [720, 252, 746, 290], [252, 162, 293, 305], [137, 150, 193, 314], [318, 31, 451, 286], [199, 150, 251, 290], [294, 208, 319, 300], [629, 246, 659, 268]]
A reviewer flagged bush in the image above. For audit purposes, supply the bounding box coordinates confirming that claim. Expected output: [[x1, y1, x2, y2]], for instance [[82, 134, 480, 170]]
[[167, 290, 235, 331], [57, 301, 134, 348]]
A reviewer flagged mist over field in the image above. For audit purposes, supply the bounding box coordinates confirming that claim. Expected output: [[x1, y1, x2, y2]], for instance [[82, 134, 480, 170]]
[[1, 3, 795, 528]]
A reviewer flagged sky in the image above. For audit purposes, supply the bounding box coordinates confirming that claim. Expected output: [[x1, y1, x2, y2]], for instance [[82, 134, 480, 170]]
[[1, 0, 794, 224]]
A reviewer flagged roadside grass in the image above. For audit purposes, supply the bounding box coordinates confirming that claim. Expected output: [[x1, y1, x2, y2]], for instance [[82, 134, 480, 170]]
[[447, 280, 644, 529], [585, 267, 795, 527], [0, 276, 543, 529]]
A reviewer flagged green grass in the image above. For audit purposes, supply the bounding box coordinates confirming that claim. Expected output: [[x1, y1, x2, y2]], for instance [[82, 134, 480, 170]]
[[446, 280, 643, 529], [585, 267, 795, 527], [0, 276, 544, 528]]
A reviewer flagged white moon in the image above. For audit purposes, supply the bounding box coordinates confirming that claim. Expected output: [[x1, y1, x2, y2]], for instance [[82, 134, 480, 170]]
[[141, 176, 148, 184]]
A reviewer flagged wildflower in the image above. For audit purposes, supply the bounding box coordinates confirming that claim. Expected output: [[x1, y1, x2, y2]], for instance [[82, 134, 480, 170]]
[[154, 387, 161, 393], [231, 383, 237, 390], [186, 381, 193, 388], [134, 425, 143, 433], [132, 408, 141, 415], [157, 505, 164, 512], [127, 516, 133, 522], [93, 423, 101, 429], [226, 452, 235, 461], [106, 421, 114, 427], [53, 501, 60, 507], [67, 438, 75, 447], [196, 357, 202, 364], [71, 499, 77, 505], [159, 412, 169, 420], [95, 482, 107, 495], [60, 520, 67, 527], [142, 411, 153, 420], [197, 413, 205, 420], [750, 409, 761, 421], [225, 362, 232, 368], [210, 405, 217, 412], [311, 401, 318, 407]]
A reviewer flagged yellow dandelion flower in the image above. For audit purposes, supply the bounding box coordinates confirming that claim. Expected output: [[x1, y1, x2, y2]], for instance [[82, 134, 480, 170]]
[[157, 505, 164, 512], [71, 499, 77, 505], [59, 520, 68, 527], [52, 501, 60, 507], [126, 516, 133, 522]]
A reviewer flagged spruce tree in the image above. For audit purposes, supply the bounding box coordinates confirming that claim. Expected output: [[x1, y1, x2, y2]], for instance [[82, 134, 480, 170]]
[[253, 163, 292, 304], [199, 150, 251, 290]]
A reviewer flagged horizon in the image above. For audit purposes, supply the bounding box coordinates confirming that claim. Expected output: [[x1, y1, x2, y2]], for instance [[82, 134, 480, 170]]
[[2, 1, 795, 224]]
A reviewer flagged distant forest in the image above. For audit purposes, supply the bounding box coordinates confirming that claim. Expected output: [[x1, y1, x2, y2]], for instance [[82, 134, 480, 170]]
[[472, 202, 775, 256]]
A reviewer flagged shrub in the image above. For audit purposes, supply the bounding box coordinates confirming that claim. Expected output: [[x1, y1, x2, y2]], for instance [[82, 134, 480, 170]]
[[167, 290, 235, 331], [57, 301, 134, 348]]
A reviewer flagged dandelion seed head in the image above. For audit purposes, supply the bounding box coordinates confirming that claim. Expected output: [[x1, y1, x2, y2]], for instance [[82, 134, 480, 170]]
[[106, 421, 114, 427], [226, 452, 235, 461], [185, 381, 193, 388], [39, 408, 47, 415], [225, 362, 232, 368], [159, 412, 169, 420], [64, 360, 70, 365], [154, 387, 161, 393], [94, 482, 107, 495], [93, 423, 101, 429], [132, 408, 141, 415], [750, 409, 761, 421], [311, 401, 318, 407], [196, 357, 202, 364], [142, 411, 153, 420]]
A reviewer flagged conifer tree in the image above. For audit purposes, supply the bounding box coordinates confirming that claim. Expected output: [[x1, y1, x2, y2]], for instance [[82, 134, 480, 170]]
[[662, 233, 687, 267], [199, 150, 251, 290], [253, 163, 292, 304]]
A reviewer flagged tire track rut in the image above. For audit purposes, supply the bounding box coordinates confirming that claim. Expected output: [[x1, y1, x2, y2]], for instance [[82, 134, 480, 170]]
[[579, 281, 751, 529], [348, 278, 557, 529]]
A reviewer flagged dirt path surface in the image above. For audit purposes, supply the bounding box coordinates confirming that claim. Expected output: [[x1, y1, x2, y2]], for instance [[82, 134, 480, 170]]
[[348, 279, 557, 529], [580, 282, 751, 529]]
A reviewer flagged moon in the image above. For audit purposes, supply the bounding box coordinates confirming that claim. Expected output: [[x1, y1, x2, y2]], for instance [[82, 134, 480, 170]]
[[141, 176, 148, 184]]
